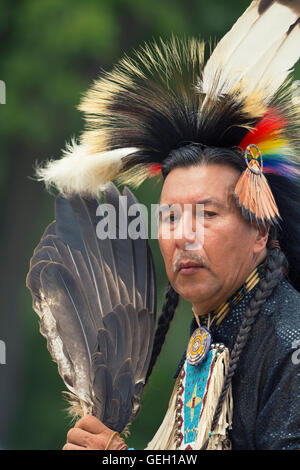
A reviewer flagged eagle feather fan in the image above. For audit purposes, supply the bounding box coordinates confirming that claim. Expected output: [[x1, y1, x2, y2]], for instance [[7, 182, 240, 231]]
[[26, 183, 156, 433]]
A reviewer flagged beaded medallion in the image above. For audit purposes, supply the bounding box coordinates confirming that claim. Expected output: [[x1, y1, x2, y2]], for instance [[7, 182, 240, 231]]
[[244, 143, 263, 175], [186, 326, 212, 366]]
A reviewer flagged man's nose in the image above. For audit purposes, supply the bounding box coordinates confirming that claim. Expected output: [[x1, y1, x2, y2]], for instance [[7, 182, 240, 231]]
[[175, 211, 203, 251]]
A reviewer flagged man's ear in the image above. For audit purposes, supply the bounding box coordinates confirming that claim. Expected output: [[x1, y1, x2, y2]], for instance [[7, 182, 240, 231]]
[[253, 222, 270, 254]]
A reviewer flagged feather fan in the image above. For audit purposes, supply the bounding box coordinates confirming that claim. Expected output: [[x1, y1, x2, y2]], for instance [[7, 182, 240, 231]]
[[26, 183, 156, 433]]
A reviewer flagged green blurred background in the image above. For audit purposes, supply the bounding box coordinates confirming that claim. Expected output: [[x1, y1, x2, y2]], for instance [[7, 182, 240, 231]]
[[0, 0, 299, 450]]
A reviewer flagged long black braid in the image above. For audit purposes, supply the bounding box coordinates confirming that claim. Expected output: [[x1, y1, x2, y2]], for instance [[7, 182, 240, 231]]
[[201, 245, 287, 449], [145, 283, 179, 384]]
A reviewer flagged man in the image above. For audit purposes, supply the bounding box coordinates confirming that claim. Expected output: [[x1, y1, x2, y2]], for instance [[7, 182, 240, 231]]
[[62, 155, 299, 450], [29, 0, 300, 450]]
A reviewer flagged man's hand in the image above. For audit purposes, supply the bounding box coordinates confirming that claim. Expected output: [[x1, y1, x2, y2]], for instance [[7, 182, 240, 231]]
[[63, 415, 128, 450]]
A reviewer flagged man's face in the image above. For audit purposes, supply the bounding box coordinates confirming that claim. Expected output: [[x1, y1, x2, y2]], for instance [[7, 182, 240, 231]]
[[158, 164, 268, 313]]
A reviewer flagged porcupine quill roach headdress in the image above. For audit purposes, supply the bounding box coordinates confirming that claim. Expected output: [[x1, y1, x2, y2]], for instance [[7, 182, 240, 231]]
[[37, 1, 300, 224], [30, 0, 300, 433]]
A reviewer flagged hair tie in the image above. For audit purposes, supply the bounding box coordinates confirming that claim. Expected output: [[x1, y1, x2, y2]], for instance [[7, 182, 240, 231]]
[[268, 239, 280, 250]]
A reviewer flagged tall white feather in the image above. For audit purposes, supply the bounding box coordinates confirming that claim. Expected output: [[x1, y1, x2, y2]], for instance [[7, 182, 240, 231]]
[[202, 0, 300, 99], [246, 22, 300, 97], [35, 139, 139, 197]]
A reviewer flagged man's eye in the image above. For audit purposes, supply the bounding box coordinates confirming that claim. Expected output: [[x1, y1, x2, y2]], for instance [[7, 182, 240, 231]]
[[161, 212, 180, 224], [169, 212, 180, 222], [204, 211, 217, 217]]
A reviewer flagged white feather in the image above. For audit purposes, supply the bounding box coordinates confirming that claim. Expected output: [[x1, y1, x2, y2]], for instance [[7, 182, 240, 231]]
[[202, 0, 300, 98], [246, 22, 300, 97], [35, 138, 139, 197], [37, 295, 93, 408]]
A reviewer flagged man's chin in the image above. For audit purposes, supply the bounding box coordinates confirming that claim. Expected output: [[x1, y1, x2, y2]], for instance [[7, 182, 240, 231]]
[[174, 286, 215, 305], [172, 276, 222, 308]]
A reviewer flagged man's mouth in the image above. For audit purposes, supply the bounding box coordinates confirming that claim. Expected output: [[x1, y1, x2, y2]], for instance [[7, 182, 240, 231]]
[[177, 260, 205, 274]]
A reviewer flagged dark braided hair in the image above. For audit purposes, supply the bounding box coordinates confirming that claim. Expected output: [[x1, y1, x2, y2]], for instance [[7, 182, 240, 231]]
[[145, 283, 179, 383], [201, 245, 287, 449]]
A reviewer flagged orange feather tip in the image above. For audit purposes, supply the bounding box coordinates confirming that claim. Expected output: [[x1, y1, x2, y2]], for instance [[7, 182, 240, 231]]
[[234, 168, 281, 228]]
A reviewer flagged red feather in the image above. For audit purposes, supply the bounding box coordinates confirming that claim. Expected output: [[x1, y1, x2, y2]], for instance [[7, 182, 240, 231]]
[[239, 109, 287, 150], [148, 163, 162, 176]]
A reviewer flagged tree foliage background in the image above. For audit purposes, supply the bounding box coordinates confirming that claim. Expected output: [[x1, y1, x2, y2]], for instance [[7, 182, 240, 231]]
[[0, 0, 298, 450]]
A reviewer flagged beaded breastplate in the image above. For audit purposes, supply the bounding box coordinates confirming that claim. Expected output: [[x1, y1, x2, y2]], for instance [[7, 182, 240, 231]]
[[175, 263, 265, 450], [176, 344, 231, 450]]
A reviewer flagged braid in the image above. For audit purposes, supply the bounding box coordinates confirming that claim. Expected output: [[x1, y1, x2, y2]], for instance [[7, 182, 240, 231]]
[[146, 283, 179, 383], [201, 247, 286, 449]]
